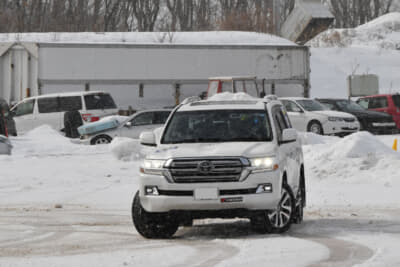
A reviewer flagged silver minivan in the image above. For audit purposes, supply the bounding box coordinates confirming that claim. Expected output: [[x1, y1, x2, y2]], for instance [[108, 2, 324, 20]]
[[11, 91, 118, 134]]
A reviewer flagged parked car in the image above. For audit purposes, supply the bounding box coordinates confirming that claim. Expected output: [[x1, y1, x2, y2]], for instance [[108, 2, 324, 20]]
[[317, 98, 398, 134], [0, 135, 12, 155], [79, 109, 172, 145], [10, 91, 118, 134], [132, 96, 305, 238], [356, 94, 400, 131], [0, 98, 17, 136], [279, 97, 359, 136]]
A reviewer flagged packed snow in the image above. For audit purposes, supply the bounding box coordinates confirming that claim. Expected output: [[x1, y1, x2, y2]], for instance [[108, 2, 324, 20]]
[[0, 126, 400, 266]]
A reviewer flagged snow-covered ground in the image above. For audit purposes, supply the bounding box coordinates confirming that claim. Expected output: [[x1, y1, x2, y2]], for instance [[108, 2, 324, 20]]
[[0, 126, 399, 266]]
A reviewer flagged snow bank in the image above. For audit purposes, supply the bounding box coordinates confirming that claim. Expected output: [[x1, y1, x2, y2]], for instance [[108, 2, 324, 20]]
[[297, 132, 339, 145], [308, 12, 400, 49], [324, 131, 398, 158], [0, 31, 294, 46], [109, 137, 142, 161]]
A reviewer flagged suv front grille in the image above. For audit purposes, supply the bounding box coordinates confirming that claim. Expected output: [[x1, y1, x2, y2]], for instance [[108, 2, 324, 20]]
[[168, 158, 245, 183]]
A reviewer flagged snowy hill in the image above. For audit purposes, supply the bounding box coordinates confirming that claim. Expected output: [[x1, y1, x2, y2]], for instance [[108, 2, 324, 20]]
[[309, 13, 400, 98], [308, 12, 400, 50]]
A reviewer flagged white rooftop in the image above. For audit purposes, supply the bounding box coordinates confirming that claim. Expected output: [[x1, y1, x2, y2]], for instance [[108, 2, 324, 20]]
[[0, 31, 295, 46]]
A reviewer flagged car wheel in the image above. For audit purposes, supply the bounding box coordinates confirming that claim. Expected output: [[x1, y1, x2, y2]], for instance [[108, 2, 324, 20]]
[[131, 191, 179, 239], [293, 173, 306, 224], [251, 183, 295, 234], [91, 135, 112, 145], [308, 121, 323, 135]]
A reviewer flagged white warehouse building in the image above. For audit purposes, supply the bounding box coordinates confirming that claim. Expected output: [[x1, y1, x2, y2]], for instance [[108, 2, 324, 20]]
[[0, 32, 310, 109]]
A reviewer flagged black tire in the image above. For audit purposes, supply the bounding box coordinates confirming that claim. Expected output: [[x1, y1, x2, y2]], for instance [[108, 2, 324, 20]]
[[64, 111, 83, 138], [131, 191, 179, 239], [293, 169, 306, 224], [307, 120, 324, 135], [251, 183, 295, 234], [90, 135, 112, 145]]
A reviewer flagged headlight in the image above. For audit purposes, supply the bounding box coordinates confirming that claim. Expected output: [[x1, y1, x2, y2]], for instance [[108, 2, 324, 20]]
[[249, 157, 278, 172], [140, 159, 166, 175], [328, 117, 343, 121]]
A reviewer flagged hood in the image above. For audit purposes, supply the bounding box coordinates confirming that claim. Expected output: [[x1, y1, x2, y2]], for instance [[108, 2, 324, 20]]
[[349, 109, 392, 119], [314, 110, 355, 118], [147, 142, 277, 160]]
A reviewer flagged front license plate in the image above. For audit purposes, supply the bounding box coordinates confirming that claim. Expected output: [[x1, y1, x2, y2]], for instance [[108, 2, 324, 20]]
[[194, 188, 218, 200]]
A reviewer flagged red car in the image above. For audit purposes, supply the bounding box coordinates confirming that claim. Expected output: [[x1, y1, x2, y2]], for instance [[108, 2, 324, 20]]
[[357, 94, 400, 130]]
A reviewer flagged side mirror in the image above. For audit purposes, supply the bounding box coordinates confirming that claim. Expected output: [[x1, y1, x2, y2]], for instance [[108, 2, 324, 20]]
[[125, 121, 132, 128], [140, 131, 156, 146], [281, 128, 297, 144]]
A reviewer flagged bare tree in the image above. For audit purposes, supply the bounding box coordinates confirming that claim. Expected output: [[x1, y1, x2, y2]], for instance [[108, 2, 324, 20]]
[[131, 0, 160, 31]]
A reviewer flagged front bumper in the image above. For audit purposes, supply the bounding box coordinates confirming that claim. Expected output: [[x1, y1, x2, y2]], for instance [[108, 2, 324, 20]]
[[322, 120, 360, 135], [139, 170, 282, 213]]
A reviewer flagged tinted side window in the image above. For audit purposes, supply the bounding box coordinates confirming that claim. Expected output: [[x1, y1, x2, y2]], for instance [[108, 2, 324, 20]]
[[153, 111, 171, 124], [14, 99, 35, 116], [84, 93, 116, 110], [131, 112, 153, 126], [38, 98, 59, 113], [59, 96, 82, 112], [369, 97, 388, 109]]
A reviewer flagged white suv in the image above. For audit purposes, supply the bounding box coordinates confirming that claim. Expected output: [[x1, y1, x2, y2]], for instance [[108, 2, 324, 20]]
[[280, 97, 360, 136], [132, 96, 306, 238]]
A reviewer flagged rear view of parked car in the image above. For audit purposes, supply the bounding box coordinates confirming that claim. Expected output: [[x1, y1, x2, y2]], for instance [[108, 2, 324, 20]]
[[79, 109, 172, 145], [10, 91, 118, 134], [357, 94, 400, 131], [318, 98, 398, 134], [280, 97, 359, 136]]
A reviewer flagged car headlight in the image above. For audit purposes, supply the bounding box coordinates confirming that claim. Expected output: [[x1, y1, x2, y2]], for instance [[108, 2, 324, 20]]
[[140, 159, 166, 175], [249, 157, 278, 172], [328, 117, 343, 121]]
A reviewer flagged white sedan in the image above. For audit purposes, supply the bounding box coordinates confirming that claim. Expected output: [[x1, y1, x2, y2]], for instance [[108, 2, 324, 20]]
[[279, 98, 359, 136], [79, 109, 172, 145]]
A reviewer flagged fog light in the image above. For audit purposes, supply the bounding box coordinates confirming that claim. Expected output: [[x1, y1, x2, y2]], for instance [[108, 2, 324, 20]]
[[256, 183, 273, 193], [145, 186, 159, 195]]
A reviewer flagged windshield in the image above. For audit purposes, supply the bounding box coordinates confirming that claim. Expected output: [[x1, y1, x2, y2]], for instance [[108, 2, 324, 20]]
[[393, 95, 400, 108], [336, 100, 365, 111], [297, 100, 327, 111], [161, 110, 272, 144], [84, 93, 117, 110]]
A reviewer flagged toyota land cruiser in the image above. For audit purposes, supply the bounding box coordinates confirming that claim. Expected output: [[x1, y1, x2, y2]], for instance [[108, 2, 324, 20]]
[[132, 95, 306, 238]]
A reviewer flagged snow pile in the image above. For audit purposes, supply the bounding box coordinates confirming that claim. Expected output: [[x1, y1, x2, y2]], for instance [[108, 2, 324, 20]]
[[324, 131, 398, 158], [298, 132, 339, 145], [308, 12, 400, 49], [304, 132, 400, 185], [0, 31, 294, 46], [109, 137, 142, 161]]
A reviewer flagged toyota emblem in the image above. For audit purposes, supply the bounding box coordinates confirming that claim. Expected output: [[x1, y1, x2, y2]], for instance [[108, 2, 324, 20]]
[[198, 161, 213, 173]]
